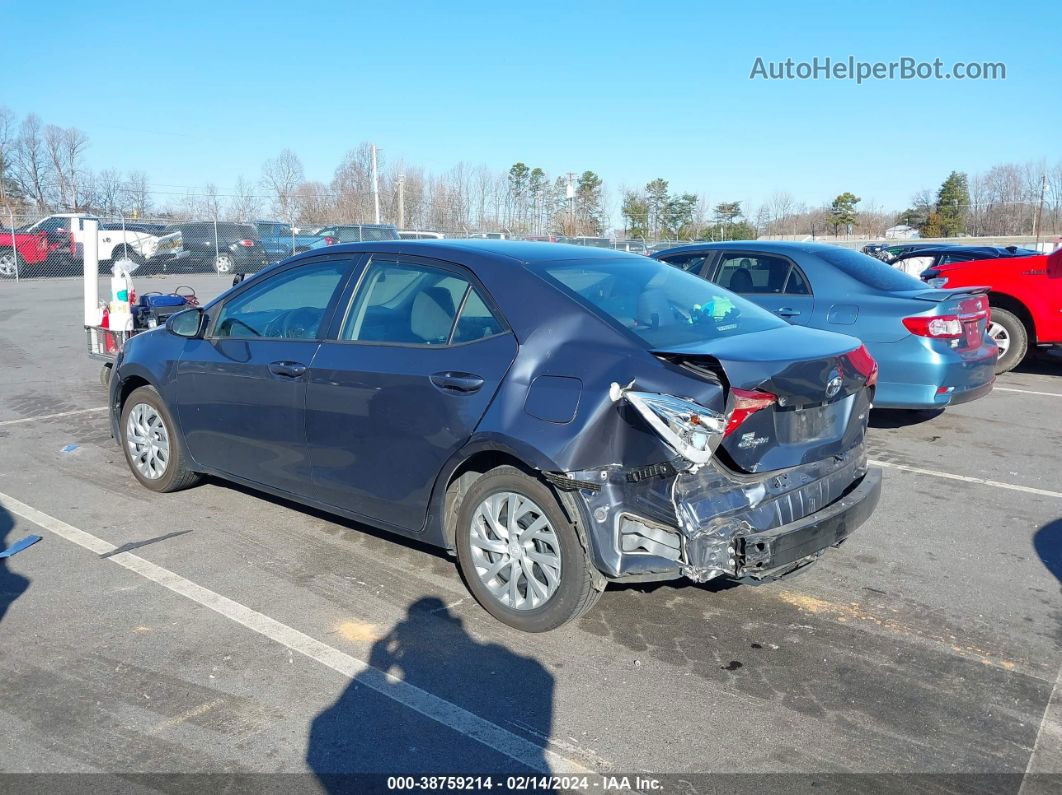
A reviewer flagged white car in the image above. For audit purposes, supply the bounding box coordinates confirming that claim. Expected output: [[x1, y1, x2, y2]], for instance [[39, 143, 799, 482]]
[[24, 214, 160, 263]]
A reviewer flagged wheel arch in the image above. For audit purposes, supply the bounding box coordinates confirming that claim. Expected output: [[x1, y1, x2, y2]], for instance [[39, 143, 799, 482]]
[[431, 442, 607, 591], [988, 292, 1037, 344]]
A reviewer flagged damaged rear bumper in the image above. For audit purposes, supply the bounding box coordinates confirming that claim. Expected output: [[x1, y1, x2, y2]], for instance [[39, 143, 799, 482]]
[[558, 446, 880, 585], [686, 467, 881, 581]]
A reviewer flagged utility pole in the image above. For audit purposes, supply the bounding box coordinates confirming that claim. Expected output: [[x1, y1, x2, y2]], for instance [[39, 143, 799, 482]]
[[397, 173, 405, 229], [371, 144, 380, 224], [1034, 173, 1047, 250], [566, 172, 576, 236]]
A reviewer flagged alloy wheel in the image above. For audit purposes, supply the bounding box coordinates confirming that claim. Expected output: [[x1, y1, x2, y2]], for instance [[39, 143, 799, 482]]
[[215, 254, 234, 273], [126, 402, 170, 479], [468, 492, 562, 611], [0, 253, 17, 278], [987, 321, 1010, 356]]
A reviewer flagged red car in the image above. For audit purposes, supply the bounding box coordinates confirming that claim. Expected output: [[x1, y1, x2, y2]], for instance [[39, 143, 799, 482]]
[[922, 247, 1062, 373], [0, 226, 75, 279]]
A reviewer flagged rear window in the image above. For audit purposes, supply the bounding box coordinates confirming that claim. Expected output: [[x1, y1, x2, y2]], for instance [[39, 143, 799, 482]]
[[534, 257, 785, 348], [816, 247, 926, 291]]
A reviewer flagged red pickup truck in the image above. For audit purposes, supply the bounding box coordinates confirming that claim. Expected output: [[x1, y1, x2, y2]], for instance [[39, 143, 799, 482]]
[[923, 247, 1062, 373], [0, 226, 75, 279]]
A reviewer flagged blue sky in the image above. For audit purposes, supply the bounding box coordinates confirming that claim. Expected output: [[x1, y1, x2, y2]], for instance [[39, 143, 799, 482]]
[[6, 0, 1060, 214]]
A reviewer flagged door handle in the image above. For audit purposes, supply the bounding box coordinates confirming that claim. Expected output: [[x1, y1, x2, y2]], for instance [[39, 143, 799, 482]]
[[776, 307, 801, 318], [268, 360, 307, 378], [430, 371, 484, 394]]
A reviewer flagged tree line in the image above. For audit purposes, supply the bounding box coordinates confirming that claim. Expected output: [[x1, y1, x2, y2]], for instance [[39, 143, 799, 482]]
[[0, 107, 1058, 240]]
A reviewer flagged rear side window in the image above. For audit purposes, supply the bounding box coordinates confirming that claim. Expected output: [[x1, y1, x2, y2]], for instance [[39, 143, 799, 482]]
[[452, 288, 504, 343], [816, 247, 925, 291], [342, 258, 504, 345], [715, 253, 810, 295]]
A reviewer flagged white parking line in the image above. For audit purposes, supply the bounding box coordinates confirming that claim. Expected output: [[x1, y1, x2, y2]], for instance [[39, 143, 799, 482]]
[[995, 387, 1062, 398], [0, 490, 593, 776], [1020, 662, 1062, 789], [869, 460, 1062, 499], [0, 407, 108, 427]]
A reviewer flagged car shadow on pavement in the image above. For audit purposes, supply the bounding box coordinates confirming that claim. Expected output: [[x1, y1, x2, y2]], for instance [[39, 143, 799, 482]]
[[306, 596, 555, 786], [1033, 519, 1062, 584], [868, 408, 945, 429], [0, 503, 30, 624]]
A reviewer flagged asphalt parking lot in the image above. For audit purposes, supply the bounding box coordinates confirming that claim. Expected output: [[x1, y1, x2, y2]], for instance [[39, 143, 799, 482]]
[[1, 274, 1060, 790]]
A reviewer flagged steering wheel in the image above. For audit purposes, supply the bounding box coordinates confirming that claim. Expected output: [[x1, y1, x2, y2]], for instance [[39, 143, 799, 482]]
[[223, 317, 261, 337], [264, 307, 321, 339]]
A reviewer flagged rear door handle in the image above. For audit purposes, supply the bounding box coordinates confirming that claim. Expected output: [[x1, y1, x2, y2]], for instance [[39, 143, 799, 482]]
[[776, 307, 801, 318], [430, 371, 484, 394], [268, 360, 307, 378]]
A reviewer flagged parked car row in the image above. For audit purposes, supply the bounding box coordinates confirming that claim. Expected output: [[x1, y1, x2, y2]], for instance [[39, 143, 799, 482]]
[[860, 241, 1062, 373], [110, 240, 882, 631]]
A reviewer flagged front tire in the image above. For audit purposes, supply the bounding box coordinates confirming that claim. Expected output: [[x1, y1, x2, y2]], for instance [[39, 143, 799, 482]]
[[0, 251, 24, 279], [120, 385, 201, 493], [988, 307, 1028, 374], [455, 466, 602, 631], [214, 253, 234, 274]]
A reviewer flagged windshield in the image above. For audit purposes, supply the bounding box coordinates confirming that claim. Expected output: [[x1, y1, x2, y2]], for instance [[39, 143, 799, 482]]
[[536, 257, 786, 348], [817, 246, 926, 291]]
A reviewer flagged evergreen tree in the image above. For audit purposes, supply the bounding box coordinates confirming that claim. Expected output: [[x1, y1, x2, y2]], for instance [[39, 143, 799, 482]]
[[936, 171, 969, 237]]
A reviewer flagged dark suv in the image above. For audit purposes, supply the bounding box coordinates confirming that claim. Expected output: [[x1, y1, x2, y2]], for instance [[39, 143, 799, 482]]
[[145, 222, 269, 275]]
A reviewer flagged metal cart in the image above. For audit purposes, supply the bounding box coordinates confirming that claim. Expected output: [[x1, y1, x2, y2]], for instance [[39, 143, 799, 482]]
[[86, 324, 137, 385]]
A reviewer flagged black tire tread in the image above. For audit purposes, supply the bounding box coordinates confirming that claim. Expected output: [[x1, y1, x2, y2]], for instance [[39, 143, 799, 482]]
[[990, 306, 1028, 374]]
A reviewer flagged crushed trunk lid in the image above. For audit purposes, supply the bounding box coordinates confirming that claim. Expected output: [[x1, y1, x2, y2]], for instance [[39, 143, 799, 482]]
[[654, 325, 873, 473]]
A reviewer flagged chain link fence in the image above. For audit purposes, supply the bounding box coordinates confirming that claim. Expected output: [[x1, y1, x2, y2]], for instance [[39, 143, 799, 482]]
[[3, 208, 1059, 284]]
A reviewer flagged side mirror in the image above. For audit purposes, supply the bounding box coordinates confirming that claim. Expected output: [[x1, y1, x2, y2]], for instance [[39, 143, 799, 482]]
[[167, 307, 206, 338], [232, 273, 246, 286]]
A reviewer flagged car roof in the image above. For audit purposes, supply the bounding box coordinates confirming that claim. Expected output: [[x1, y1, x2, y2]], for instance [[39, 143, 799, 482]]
[[894, 245, 1035, 258], [285, 238, 643, 265], [651, 240, 871, 258]]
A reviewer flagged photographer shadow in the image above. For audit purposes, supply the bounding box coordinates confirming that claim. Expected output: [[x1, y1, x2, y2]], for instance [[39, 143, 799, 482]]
[[307, 597, 556, 788], [0, 503, 30, 625]]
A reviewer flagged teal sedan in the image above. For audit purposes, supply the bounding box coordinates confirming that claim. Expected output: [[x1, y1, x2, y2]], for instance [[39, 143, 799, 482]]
[[655, 242, 997, 410]]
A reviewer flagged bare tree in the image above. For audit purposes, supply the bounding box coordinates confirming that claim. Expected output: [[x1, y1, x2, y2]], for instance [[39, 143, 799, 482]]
[[126, 170, 151, 218], [14, 114, 50, 212], [260, 148, 304, 221], [95, 168, 124, 215], [293, 181, 333, 225], [227, 175, 260, 221], [44, 125, 90, 210], [0, 107, 15, 209]]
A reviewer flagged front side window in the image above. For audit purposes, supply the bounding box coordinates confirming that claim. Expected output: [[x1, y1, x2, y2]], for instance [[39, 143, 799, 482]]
[[213, 260, 348, 340], [535, 257, 785, 349], [660, 253, 708, 273], [342, 258, 504, 345]]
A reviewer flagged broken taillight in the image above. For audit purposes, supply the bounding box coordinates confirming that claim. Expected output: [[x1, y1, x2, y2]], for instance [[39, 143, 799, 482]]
[[724, 388, 777, 437]]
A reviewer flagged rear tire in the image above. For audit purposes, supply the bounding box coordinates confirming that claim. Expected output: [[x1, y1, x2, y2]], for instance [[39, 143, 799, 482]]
[[988, 307, 1028, 374], [455, 466, 602, 631], [120, 385, 201, 493]]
